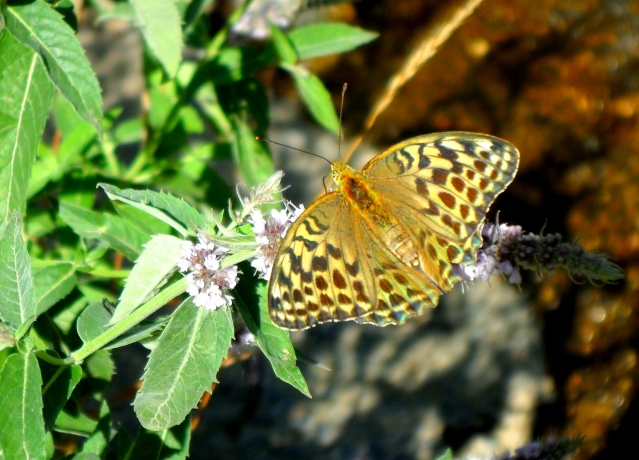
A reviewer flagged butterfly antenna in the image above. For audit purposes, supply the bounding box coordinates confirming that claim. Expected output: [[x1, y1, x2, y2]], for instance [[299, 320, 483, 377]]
[[338, 83, 347, 160], [256, 136, 331, 165]]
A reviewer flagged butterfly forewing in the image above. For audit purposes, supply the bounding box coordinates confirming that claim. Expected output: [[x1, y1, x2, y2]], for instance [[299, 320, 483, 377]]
[[269, 193, 376, 329], [268, 131, 520, 330], [268, 192, 442, 329]]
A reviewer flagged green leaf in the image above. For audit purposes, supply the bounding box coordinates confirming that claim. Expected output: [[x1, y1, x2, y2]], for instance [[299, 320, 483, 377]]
[[77, 302, 111, 344], [434, 449, 454, 460], [270, 23, 298, 65], [284, 64, 339, 133], [33, 262, 77, 315], [236, 283, 310, 396], [0, 322, 15, 351], [134, 299, 234, 430], [0, 352, 47, 459], [52, 297, 89, 335], [289, 23, 378, 60], [98, 184, 207, 237], [54, 410, 97, 436], [0, 213, 36, 330], [40, 353, 82, 431], [104, 318, 166, 350], [0, 30, 55, 221], [125, 415, 191, 460], [232, 117, 275, 187], [112, 201, 171, 237], [59, 201, 151, 261], [113, 117, 143, 144], [86, 349, 115, 380], [80, 402, 111, 456], [110, 234, 183, 325], [28, 120, 96, 199], [2, 0, 103, 134], [130, 0, 183, 78], [208, 46, 267, 85]]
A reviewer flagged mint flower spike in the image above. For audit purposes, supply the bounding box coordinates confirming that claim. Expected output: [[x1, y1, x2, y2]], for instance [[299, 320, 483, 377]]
[[178, 233, 239, 310], [492, 435, 582, 460], [455, 222, 624, 286], [237, 171, 288, 218], [249, 201, 304, 280]]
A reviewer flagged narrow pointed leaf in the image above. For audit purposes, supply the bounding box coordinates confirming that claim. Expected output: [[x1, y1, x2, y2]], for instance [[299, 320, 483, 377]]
[[134, 300, 233, 430], [130, 0, 183, 78], [289, 23, 378, 60], [99, 184, 207, 237], [40, 354, 82, 431], [33, 262, 77, 315], [59, 201, 150, 261], [3, 0, 103, 133], [0, 30, 55, 221], [284, 64, 339, 133], [232, 117, 275, 187], [236, 283, 310, 396], [0, 213, 36, 330], [0, 352, 47, 459], [110, 234, 183, 325]]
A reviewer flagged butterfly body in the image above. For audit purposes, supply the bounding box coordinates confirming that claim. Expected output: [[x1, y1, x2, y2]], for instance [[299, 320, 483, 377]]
[[268, 132, 520, 330], [334, 162, 423, 269]]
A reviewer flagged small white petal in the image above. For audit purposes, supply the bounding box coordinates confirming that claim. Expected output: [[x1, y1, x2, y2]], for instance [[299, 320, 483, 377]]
[[270, 209, 289, 225]]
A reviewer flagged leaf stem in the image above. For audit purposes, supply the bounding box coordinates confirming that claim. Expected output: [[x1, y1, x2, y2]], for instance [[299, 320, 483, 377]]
[[70, 278, 188, 363]]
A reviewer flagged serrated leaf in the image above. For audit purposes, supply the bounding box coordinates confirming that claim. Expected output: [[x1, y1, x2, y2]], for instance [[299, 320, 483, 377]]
[[80, 402, 111, 456], [113, 201, 171, 237], [0, 30, 55, 221], [208, 46, 267, 85], [110, 234, 183, 325], [86, 349, 115, 381], [28, 121, 96, 199], [33, 262, 77, 315], [40, 353, 82, 431], [289, 22, 378, 60], [76, 301, 111, 344], [104, 318, 166, 350], [98, 184, 207, 237], [0, 352, 47, 459], [270, 23, 297, 64], [134, 299, 234, 430], [2, 0, 103, 134], [0, 213, 36, 330], [232, 117, 275, 187], [284, 64, 339, 133], [236, 283, 310, 397], [54, 410, 97, 436], [59, 201, 150, 261], [125, 415, 191, 460], [130, 0, 183, 78]]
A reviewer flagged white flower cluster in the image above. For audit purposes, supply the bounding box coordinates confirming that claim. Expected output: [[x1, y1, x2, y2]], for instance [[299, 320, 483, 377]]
[[178, 234, 239, 311], [249, 202, 304, 280]]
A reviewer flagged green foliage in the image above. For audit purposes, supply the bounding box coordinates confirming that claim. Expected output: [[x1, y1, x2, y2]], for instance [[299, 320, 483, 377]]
[[0, 0, 378, 457]]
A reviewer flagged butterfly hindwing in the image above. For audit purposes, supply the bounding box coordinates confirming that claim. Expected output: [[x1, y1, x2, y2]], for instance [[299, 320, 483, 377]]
[[363, 132, 519, 287]]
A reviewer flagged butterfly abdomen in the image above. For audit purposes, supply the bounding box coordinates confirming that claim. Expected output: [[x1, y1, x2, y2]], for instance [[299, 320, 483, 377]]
[[337, 165, 421, 268]]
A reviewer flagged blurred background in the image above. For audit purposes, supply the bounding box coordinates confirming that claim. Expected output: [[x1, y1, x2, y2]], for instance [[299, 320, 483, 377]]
[[87, 0, 639, 458]]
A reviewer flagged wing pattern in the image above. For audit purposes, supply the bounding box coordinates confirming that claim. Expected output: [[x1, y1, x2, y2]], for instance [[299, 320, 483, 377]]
[[268, 132, 520, 330]]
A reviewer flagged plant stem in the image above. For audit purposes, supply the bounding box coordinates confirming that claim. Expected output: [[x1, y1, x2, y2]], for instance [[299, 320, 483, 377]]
[[70, 278, 188, 363]]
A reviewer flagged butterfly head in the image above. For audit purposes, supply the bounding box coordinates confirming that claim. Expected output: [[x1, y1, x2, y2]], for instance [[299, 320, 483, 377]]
[[330, 161, 354, 186]]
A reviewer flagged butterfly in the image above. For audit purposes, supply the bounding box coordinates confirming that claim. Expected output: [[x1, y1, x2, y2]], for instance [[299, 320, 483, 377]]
[[268, 132, 520, 330]]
